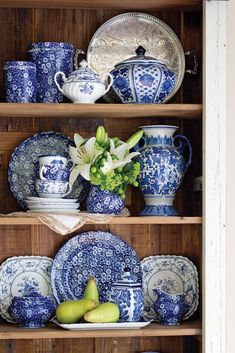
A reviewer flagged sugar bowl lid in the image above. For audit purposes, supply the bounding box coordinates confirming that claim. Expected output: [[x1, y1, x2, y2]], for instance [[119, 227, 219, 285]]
[[114, 46, 166, 68], [112, 268, 142, 288], [66, 60, 103, 84]]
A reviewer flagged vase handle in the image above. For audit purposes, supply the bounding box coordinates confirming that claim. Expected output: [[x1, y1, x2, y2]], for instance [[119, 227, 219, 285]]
[[173, 134, 192, 170], [131, 135, 146, 152]]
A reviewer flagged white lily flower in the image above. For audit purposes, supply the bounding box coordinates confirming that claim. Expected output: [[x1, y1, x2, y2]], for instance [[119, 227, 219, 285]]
[[101, 141, 140, 175], [69, 137, 102, 184]]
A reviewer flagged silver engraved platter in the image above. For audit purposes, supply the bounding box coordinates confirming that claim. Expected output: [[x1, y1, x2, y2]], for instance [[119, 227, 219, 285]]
[[87, 12, 185, 103]]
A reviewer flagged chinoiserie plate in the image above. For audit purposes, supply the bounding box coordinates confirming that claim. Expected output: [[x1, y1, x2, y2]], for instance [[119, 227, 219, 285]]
[[8, 131, 89, 210], [87, 12, 185, 103], [51, 231, 142, 303], [53, 319, 151, 330], [141, 255, 199, 321], [0, 256, 54, 323]]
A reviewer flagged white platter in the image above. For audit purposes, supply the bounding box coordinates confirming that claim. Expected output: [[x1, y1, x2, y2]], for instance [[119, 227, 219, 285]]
[[27, 203, 79, 210], [53, 320, 151, 330]]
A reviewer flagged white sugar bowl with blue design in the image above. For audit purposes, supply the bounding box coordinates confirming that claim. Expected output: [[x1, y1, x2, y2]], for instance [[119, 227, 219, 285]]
[[54, 60, 113, 103], [108, 269, 144, 322], [110, 46, 177, 104]]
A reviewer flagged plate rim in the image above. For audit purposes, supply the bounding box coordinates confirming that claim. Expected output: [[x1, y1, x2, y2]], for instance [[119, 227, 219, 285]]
[[51, 230, 142, 304], [141, 254, 199, 321], [0, 255, 54, 323], [53, 319, 151, 330], [87, 11, 185, 103]]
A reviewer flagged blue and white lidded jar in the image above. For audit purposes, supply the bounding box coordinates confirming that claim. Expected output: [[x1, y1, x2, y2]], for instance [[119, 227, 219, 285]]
[[4, 61, 36, 103], [110, 46, 177, 104], [28, 42, 75, 103], [108, 269, 144, 322]]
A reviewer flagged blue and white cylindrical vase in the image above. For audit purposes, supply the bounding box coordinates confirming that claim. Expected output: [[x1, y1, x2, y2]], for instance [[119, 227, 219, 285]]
[[4, 61, 36, 103], [28, 42, 75, 103], [135, 125, 192, 216]]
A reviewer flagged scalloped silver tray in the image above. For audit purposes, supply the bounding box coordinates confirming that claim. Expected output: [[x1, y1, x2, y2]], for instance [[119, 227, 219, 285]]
[[87, 12, 185, 103]]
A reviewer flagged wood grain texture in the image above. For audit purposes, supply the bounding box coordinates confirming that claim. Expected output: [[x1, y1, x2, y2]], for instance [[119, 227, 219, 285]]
[[0, 0, 202, 11], [0, 103, 202, 119], [0, 321, 202, 339]]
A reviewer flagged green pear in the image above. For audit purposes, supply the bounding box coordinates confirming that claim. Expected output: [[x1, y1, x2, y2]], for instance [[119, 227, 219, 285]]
[[56, 299, 97, 324], [83, 277, 99, 305], [84, 302, 120, 323]]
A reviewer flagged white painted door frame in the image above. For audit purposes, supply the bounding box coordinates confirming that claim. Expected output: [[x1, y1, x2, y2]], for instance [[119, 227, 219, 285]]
[[203, 1, 226, 353]]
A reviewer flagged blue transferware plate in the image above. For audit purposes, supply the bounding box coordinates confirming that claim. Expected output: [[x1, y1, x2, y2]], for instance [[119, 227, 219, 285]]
[[141, 255, 199, 321], [0, 256, 54, 323], [8, 131, 89, 210], [51, 231, 142, 303]]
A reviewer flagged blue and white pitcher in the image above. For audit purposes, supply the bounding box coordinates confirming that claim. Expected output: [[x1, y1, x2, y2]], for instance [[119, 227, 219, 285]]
[[135, 125, 192, 216]]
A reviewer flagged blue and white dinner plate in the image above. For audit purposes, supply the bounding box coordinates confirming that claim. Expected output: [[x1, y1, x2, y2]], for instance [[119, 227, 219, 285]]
[[51, 231, 142, 303], [141, 255, 199, 321], [8, 131, 89, 210], [0, 256, 54, 323]]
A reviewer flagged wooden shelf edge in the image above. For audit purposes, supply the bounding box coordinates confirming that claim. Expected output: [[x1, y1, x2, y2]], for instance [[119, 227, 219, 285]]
[[0, 215, 202, 225], [0, 321, 202, 339], [0, 0, 202, 11], [0, 103, 202, 119]]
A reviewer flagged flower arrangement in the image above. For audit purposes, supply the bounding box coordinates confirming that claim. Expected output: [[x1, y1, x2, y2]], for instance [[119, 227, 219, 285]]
[[69, 126, 143, 199]]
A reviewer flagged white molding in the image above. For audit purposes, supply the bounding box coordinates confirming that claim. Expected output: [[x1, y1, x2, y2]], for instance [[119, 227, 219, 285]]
[[203, 2, 227, 353]]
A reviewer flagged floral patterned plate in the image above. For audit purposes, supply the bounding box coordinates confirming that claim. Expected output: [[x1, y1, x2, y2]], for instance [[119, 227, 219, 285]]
[[51, 231, 142, 303], [141, 255, 199, 321], [8, 131, 89, 210], [0, 256, 54, 323]]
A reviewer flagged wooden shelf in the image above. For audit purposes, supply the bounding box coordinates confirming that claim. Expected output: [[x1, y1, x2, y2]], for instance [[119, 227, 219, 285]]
[[0, 0, 202, 11], [0, 321, 202, 340], [0, 215, 202, 226], [0, 103, 202, 120]]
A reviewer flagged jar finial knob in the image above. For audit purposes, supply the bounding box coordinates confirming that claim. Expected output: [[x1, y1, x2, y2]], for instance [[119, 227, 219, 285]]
[[136, 46, 146, 56]]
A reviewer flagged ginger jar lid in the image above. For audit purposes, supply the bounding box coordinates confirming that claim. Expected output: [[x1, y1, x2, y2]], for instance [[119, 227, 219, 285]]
[[114, 46, 167, 68], [66, 60, 103, 84], [112, 268, 142, 288]]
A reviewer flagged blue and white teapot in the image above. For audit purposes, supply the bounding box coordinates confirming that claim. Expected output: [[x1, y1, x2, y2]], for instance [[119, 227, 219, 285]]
[[54, 60, 113, 103], [110, 46, 177, 104], [108, 268, 144, 322]]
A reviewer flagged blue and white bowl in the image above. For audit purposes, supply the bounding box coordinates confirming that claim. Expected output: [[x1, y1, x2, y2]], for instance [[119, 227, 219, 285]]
[[8, 292, 56, 328], [4, 61, 36, 103]]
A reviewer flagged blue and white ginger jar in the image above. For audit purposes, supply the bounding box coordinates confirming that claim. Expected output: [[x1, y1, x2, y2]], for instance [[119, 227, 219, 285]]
[[110, 46, 177, 104], [86, 185, 124, 214], [108, 269, 144, 322], [8, 291, 56, 328], [135, 125, 192, 216]]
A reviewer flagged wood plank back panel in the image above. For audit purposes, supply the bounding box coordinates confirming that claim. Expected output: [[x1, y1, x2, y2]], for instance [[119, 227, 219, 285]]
[[0, 9, 202, 103]]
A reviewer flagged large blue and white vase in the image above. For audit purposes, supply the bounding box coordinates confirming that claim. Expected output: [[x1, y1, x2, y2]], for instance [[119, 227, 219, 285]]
[[135, 125, 192, 216], [86, 185, 124, 214], [108, 269, 144, 322], [28, 42, 75, 102], [110, 46, 177, 104]]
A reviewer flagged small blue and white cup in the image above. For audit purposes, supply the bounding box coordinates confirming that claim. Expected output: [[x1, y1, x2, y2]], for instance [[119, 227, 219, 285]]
[[40, 165, 70, 182], [35, 179, 72, 198], [38, 155, 74, 181], [4, 61, 36, 103]]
